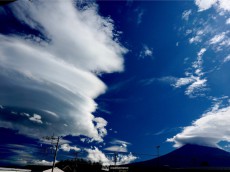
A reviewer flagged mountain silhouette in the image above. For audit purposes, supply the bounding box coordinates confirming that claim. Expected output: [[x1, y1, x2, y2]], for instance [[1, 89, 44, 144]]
[[129, 144, 230, 169]]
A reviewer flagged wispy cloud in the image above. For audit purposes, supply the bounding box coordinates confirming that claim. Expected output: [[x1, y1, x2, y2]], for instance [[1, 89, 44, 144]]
[[152, 127, 180, 136], [0, 143, 48, 165], [104, 146, 127, 153], [110, 139, 131, 146], [172, 48, 207, 97], [140, 76, 177, 86], [189, 30, 206, 44], [0, 0, 126, 142], [182, 9, 192, 21], [134, 8, 144, 25], [139, 45, 153, 58], [104, 139, 131, 153], [208, 31, 230, 52]]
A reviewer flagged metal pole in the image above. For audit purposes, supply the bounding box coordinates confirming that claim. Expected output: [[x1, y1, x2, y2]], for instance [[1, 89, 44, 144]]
[[51, 137, 59, 172], [114, 152, 117, 165], [156, 145, 160, 158], [156, 145, 160, 168]]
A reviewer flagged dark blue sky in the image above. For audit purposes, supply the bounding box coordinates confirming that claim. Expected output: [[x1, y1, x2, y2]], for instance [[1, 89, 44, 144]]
[[1, 0, 230, 166]]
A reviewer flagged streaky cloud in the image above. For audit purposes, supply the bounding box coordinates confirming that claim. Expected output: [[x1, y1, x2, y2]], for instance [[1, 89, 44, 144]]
[[0, 0, 126, 142]]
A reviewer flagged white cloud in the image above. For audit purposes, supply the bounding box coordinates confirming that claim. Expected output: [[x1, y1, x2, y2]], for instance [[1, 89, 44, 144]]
[[80, 138, 86, 143], [218, 0, 230, 11], [226, 18, 230, 24], [173, 77, 194, 88], [116, 153, 137, 165], [195, 0, 230, 12], [0, 1, 126, 141], [85, 147, 111, 166], [185, 77, 207, 96], [182, 9, 192, 21], [85, 147, 137, 166], [93, 117, 108, 138], [168, 106, 230, 148], [197, 48, 206, 58], [29, 114, 43, 124], [173, 76, 207, 97], [172, 48, 207, 97], [224, 54, 230, 62], [208, 32, 230, 52], [210, 32, 226, 44], [188, 29, 207, 45], [60, 143, 80, 152], [189, 36, 202, 44], [195, 0, 217, 11], [139, 45, 153, 58]]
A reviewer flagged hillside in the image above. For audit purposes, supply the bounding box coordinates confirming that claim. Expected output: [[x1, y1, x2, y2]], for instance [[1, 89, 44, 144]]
[[128, 144, 230, 171]]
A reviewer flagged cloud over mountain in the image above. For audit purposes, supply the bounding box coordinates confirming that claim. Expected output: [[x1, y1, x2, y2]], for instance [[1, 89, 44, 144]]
[[168, 105, 230, 148]]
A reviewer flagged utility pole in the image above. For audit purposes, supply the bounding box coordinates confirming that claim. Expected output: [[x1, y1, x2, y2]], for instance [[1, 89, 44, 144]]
[[156, 145, 160, 169], [156, 145, 160, 158], [52, 136, 59, 172], [114, 152, 118, 165], [43, 135, 60, 172]]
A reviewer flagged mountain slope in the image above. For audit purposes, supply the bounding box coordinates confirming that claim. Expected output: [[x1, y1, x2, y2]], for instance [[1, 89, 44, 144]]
[[130, 144, 230, 168]]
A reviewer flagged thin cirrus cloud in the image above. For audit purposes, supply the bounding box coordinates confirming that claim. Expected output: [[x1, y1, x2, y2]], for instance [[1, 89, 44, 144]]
[[104, 139, 131, 153], [0, 1, 126, 141], [139, 45, 153, 58], [0, 144, 50, 165], [182, 9, 192, 21]]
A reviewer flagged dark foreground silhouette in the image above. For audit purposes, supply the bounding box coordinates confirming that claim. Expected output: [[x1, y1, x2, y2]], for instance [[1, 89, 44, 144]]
[[3, 144, 230, 172]]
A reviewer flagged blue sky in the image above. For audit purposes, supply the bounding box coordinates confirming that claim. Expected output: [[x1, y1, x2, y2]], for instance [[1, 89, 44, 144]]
[[1, 0, 230, 166]]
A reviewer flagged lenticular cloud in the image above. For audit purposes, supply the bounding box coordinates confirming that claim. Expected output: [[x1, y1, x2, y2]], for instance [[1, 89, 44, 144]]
[[0, 0, 126, 141], [167, 106, 230, 148]]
